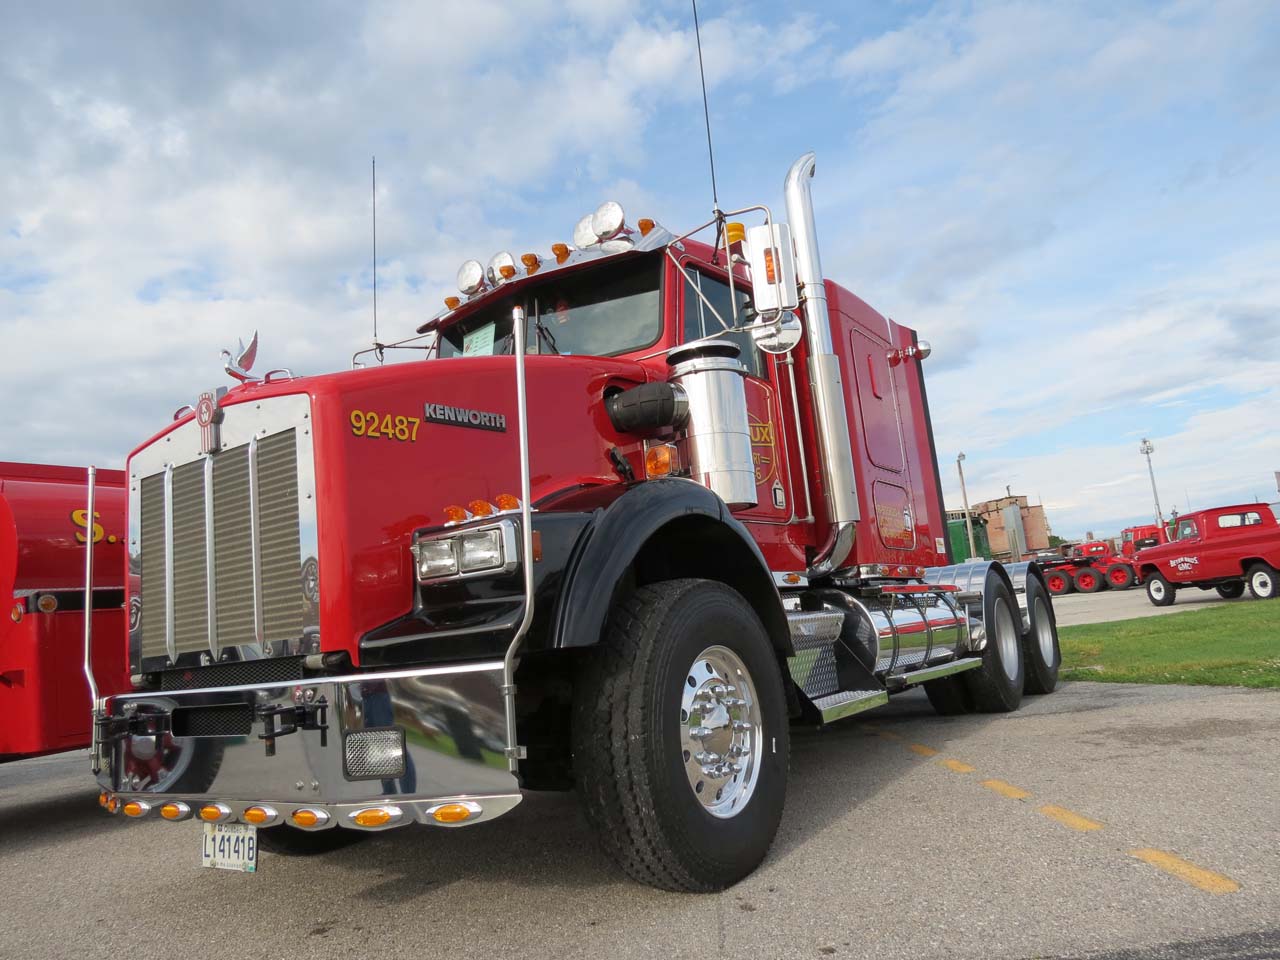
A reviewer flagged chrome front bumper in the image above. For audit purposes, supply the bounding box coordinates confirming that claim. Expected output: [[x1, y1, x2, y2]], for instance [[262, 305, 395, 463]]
[[95, 659, 521, 830]]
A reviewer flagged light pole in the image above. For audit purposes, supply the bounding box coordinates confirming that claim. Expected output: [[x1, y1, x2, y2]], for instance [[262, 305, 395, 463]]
[[1139, 438, 1163, 529], [957, 452, 976, 559]]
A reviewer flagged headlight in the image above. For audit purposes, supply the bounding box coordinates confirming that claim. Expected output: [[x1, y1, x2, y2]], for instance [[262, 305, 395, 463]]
[[412, 520, 518, 583], [413, 539, 458, 579], [459, 528, 503, 572]]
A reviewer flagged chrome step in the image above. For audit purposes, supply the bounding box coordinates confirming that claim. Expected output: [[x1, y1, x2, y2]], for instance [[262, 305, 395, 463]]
[[812, 688, 888, 723], [892, 657, 982, 687], [786, 609, 844, 648]]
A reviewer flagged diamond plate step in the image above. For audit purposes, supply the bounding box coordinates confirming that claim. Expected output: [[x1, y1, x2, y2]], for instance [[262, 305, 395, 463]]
[[786, 609, 844, 648], [811, 688, 888, 723]]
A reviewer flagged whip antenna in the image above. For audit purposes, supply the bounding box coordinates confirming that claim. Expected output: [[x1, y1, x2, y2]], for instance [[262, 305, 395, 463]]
[[371, 156, 381, 360], [691, 0, 722, 225]]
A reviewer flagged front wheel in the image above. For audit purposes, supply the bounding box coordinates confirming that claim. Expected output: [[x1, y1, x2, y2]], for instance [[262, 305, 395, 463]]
[[1146, 573, 1176, 607], [1247, 564, 1279, 600], [574, 579, 789, 892], [1215, 581, 1246, 600]]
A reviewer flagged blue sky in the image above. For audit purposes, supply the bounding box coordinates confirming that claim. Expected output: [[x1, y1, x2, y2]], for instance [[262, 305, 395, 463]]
[[1, 0, 1277, 538]]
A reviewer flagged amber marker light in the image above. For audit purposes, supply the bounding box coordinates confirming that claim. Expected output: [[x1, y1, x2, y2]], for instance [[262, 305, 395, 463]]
[[159, 802, 190, 821], [10, 603, 22, 623], [645, 443, 676, 478], [520, 253, 541, 275], [351, 807, 398, 828], [763, 247, 778, 284], [551, 242, 571, 264], [494, 493, 520, 512], [467, 499, 495, 518], [98, 791, 111, 808], [499, 264, 517, 280], [442, 504, 471, 525], [107, 797, 121, 814], [638, 218, 655, 237], [37, 594, 58, 613], [444, 296, 461, 310], [431, 803, 475, 824], [243, 806, 275, 825], [122, 801, 148, 818], [291, 808, 328, 828], [725, 221, 746, 245]]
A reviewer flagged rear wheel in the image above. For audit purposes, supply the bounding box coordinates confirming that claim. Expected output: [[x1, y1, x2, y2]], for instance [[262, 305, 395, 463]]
[[1215, 581, 1245, 600], [256, 827, 367, 857], [1022, 576, 1060, 695], [574, 579, 789, 892], [1246, 564, 1279, 600], [962, 571, 1024, 713], [1073, 567, 1104, 593], [1145, 573, 1176, 607], [1044, 569, 1073, 596], [1105, 563, 1135, 590], [924, 675, 973, 715]]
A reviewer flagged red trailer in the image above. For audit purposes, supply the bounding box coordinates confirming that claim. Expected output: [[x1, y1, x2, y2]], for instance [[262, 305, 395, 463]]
[[1, 463, 130, 761], [1041, 540, 1139, 596], [89, 153, 1062, 889]]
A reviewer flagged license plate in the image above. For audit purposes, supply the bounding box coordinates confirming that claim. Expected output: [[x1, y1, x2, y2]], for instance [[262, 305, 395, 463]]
[[201, 822, 258, 873]]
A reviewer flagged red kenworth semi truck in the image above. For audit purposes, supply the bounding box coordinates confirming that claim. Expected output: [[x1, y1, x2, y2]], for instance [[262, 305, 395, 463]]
[[89, 154, 1060, 889], [1, 463, 131, 762]]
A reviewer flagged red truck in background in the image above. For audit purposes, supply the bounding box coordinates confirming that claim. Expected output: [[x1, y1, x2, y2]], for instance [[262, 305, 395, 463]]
[[1136, 503, 1280, 606], [1041, 540, 1139, 596], [1120, 523, 1167, 557], [1, 462, 131, 761]]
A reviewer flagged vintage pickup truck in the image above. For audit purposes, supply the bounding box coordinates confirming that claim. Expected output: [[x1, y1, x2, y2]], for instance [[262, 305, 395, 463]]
[[1135, 503, 1280, 606]]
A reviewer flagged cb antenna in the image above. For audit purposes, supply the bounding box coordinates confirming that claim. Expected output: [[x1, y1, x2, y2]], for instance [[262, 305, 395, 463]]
[[691, 0, 725, 256], [372, 156, 382, 362]]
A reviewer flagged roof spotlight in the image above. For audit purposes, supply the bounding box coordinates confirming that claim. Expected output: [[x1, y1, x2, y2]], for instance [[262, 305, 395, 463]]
[[486, 251, 517, 284], [572, 215, 597, 251], [457, 260, 485, 296], [591, 201, 626, 242]]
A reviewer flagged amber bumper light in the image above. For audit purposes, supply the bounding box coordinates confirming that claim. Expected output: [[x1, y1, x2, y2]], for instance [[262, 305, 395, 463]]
[[429, 801, 481, 824]]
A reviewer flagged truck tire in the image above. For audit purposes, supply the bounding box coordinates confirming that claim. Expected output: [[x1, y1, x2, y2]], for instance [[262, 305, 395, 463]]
[[1215, 581, 1245, 600], [1104, 564, 1135, 590], [1044, 569, 1073, 596], [962, 572, 1024, 713], [924, 675, 973, 715], [573, 578, 789, 892], [1072, 567, 1104, 593], [256, 826, 367, 857], [1246, 563, 1279, 600], [1145, 573, 1176, 606], [1022, 576, 1060, 695]]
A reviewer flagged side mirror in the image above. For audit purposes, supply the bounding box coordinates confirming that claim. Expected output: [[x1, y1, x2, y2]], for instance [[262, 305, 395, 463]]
[[746, 223, 798, 319]]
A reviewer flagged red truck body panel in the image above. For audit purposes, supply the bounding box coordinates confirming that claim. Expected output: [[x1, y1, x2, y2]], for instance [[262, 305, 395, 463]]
[[1, 463, 131, 760], [1136, 503, 1280, 585]]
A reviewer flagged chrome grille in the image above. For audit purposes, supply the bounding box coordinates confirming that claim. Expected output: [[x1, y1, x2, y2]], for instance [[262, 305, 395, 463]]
[[136, 421, 309, 665]]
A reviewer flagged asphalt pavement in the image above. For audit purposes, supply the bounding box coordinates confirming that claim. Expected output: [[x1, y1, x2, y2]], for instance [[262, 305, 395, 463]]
[[1050, 583, 1240, 627], [3, 680, 1277, 960]]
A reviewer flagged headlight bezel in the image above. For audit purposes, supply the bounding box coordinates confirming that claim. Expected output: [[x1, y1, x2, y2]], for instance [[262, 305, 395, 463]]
[[411, 518, 520, 584]]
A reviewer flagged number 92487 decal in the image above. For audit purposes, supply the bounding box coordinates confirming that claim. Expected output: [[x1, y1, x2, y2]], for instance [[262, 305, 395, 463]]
[[350, 410, 420, 442]]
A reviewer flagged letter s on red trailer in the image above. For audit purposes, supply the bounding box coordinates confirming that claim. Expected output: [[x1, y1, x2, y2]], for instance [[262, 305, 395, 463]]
[[90, 154, 1063, 891]]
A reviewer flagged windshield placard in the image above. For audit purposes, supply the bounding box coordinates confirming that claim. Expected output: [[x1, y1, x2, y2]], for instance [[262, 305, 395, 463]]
[[463, 323, 496, 356]]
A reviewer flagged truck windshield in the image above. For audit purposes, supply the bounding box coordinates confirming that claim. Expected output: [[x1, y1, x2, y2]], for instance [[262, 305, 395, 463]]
[[435, 253, 662, 359]]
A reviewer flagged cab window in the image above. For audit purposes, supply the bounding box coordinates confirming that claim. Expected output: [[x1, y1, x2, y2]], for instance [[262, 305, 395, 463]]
[[1174, 518, 1198, 540], [682, 269, 764, 379], [1217, 512, 1262, 528]]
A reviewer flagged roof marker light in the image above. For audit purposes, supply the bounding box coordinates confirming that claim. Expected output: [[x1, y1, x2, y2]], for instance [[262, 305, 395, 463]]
[[638, 218, 656, 237], [551, 242, 571, 264], [521, 253, 541, 275], [444, 296, 461, 310]]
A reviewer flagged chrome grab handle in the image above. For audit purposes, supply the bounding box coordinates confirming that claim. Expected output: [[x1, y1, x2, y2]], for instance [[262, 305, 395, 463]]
[[83, 466, 101, 772], [502, 305, 535, 772]]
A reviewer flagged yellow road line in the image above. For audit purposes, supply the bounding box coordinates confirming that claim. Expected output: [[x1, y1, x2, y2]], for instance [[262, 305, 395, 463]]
[[939, 758, 976, 774], [1130, 849, 1240, 895], [909, 743, 939, 757], [1039, 804, 1103, 832], [981, 779, 1031, 800]]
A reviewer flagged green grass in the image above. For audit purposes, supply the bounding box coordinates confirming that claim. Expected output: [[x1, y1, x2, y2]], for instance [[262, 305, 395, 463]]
[[1058, 599, 1280, 688]]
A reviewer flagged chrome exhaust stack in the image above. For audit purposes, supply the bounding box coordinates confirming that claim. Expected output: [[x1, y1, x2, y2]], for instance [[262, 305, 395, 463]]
[[784, 153, 860, 576]]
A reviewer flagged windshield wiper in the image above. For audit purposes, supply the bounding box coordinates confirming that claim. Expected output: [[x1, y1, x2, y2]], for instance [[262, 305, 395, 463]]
[[532, 298, 560, 355]]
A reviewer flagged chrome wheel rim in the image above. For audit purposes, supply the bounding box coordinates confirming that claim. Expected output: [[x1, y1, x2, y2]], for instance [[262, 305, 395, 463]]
[[1253, 571, 1272, 595], [1033, 596, 1055, 664], [1149, 579, 1165, 600], [679, 645, 763, 819], [994, 597, 1020, 683]]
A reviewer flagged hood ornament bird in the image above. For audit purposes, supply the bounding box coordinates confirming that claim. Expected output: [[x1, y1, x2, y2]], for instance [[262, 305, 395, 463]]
[[222, 331, 259, 383]]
